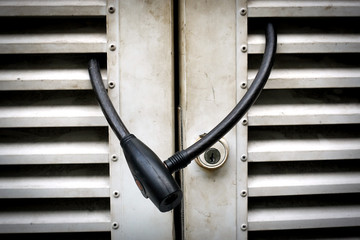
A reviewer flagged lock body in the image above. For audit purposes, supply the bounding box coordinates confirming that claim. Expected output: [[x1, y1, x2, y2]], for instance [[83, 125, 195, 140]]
[[195, 136, 229, 170]]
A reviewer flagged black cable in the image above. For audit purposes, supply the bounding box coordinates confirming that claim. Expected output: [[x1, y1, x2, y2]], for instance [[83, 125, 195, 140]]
[[88, 59, 130, 139], [164, 22, 277, 173]]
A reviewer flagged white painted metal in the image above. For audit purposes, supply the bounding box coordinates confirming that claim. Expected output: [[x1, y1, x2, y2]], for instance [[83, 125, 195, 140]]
[[249, 172, 360, 197], [0, 34, 107, 54], [0, 128, 108, 165], [0, 0, 106, 16], [0, 105, 106, 127], [249, 68, 360, 89], [248, 34, 360, 54], [0, 210, 111, 233], [249, 205, 360, 231], [116, 1, 175, 239], [0, 69, 107, 90], [180, 0, 237, 239], [248, 0, 360, 17], [0, 176, 109, 198], [236, 0, 249, 239], [249, 137, 360, 162], [249, 90, 360, 126]]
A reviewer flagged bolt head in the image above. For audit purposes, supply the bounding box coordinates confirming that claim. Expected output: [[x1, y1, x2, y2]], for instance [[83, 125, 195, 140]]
[[108, 6, 115, 13], [241, 224, 248, 231], [112, 222, 119, 229], [240, 8, 247, 16], [111, 154, 118, 161]]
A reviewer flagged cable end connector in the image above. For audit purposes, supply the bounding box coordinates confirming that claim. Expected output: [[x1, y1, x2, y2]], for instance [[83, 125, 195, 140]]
[[164, 150, 191, 174]]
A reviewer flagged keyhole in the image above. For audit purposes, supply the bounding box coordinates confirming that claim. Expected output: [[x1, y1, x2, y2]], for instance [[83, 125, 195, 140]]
[[210, 153, 215, 163], [204, 148, 221, 165]]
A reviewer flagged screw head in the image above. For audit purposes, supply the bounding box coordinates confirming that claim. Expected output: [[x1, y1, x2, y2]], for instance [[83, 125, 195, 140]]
[[241, 190, 247, 197], [241, 224, 248, 231], [241, 154, 247, 162], [113, 190, 120, 198], [242, 118, 248, 126], [108, 6, 115, 13], [241, 82, 247, 89], [111, 154, 118, 162], [108, 81, 115, 89], [241, 45, 248, 53], [240, 8, 247, 16], [109, 44, 116, 51], [112, 222, 119, 229]]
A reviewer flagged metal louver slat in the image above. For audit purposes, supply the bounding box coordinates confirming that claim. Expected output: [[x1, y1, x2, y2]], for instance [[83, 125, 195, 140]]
[[248, 126, 360, 162], [249, 68, 360, 89], [248, 0, 360, 17], [0, 128, 108, 165], [0, 199, 110, 233], [249, 89, 360, 126], [0, 91, 106, 127], [0, 17, 106, 54], [248, 34, 360, 54], [248, 161, 360, 197], [0, 54, 107, 90], [0, 69, 107, 91], [249, 205, 360, 231], [0, 164, 109, 199], [0, 0, 106, 16]]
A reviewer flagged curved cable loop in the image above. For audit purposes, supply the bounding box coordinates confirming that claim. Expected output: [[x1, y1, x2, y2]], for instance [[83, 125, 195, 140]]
[[164, 22, 277, 173]]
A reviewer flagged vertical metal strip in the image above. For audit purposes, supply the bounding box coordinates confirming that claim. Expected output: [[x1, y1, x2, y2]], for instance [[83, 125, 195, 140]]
[[106, 0, 122, 239], [236, 0, 248, 239]]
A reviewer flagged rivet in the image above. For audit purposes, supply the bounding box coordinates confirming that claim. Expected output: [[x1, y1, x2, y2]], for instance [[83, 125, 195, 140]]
[[108, 6, 115, 14], [241, 45, 247, 53], [112, 222, 119, 229], [111, 154, 118, 162], [241, 224, 248, 231], [241, 154, 247, 162], [241, 190, 247, 197], [113, 190, 120, 198], [109, 44, 116, 51], [241, 82, 247, 89], [240, 8, 247, 16], [242, 118, 248, 126], [108, 81, 115, 89]]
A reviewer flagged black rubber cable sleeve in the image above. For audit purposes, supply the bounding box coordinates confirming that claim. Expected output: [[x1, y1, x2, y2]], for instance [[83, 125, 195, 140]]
[[165, 22, 277, 173], [88, 59, 130, 139]]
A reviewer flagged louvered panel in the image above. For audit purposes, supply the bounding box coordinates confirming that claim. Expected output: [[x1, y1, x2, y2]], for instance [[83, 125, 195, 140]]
[[0, 17, 106, 54], [0, 91, 106, 127], [246, 4, 360, 237], [248, 195, 360, 231], [249, 89, 360, 126], [0, 1, 113, 238], [0, 199, 111, 233], [248, 161, 360, 197], [248, 0, 360, 17], [0, 165, 109, 198], [0, 0, 106, 16], [0, 128, 108, 165], [248, 125, 360, 162]]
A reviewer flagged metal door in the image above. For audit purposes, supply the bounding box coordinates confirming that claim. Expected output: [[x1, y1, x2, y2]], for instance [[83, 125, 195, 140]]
[[0, 0, 174, 239], [1, 1, 360, 239], [180, 0, 360, 239]]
